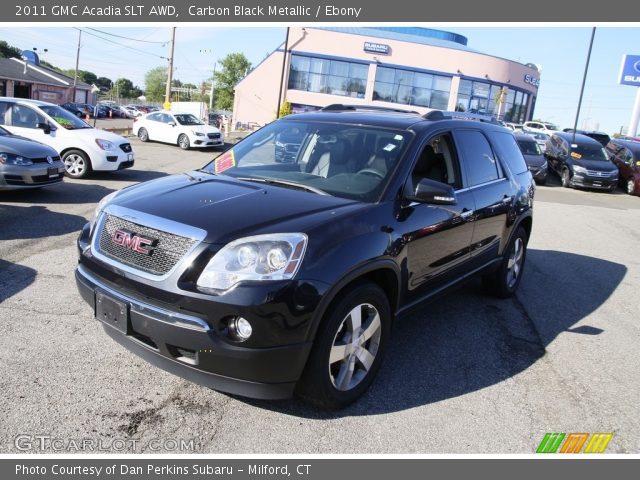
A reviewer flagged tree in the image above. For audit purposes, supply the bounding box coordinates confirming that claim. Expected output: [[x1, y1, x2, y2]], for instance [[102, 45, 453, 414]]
[[0, 40, 21, 58], [213, 53, 251, 111], [63, 69, 98, 86], [110, 78, 141, 99], [144, 66, 167, 102], [96, 77, 113, 92]]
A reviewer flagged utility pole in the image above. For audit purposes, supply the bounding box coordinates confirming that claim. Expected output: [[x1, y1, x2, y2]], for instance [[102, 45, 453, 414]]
[[164, 27, 176, 109], [209, 62, 217, 111], [72, 29, 82, 102], [572, 27, 596, 144]]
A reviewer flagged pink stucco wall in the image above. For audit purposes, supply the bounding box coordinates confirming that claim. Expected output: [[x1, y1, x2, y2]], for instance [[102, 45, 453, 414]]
[[233, 27, 540, 127]]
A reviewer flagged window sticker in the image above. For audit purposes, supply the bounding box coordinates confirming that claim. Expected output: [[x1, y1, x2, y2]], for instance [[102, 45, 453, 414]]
[[394, 134, 404, 141], [214, 150, 236, 174], [571, 152, 582, 159], [383, 143, 396, 152]]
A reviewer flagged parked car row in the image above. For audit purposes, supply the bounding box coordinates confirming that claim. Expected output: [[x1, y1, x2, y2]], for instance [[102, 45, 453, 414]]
[[0, 96, 134, 182], [514, 128, 639, 196], [133, 111, 224, 150]]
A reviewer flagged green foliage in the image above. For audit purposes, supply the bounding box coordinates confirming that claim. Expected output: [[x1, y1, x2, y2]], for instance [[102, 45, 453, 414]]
[[0, 40, 21, 58], [278, 101, 293, 118], [213, 53, 251, 111], [110, 78, 142, 99], [144, 66, 168, 102]]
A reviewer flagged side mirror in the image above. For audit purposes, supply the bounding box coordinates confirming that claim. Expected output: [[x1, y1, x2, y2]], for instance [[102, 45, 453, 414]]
[[168, 121, 176, 127], [36, 122, 52, 134], [407, 178, 457, 205]]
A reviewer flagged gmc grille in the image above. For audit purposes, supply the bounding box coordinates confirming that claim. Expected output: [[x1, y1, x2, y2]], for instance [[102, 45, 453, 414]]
[[97, 214, 196, 275]]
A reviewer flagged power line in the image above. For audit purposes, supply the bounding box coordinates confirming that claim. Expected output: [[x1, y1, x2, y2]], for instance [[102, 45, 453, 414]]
[[74, 28, 167, 61], [86, 27, 167, 45]]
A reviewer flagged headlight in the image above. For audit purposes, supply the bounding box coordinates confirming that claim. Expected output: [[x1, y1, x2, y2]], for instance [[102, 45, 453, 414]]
[[0, 152, 33, 165], [197, 233, 308, 291], [95, 139, 115, 150], [191, 131, 205, 137], [90, 190, 119, 231], [573, 165, 587, 174]]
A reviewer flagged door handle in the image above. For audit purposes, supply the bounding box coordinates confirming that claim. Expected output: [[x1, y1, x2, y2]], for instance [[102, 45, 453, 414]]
[[460, 209, 474, 220]]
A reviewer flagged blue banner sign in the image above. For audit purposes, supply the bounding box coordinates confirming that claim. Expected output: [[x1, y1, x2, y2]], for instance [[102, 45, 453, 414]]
[[619, 55, 640, 86]]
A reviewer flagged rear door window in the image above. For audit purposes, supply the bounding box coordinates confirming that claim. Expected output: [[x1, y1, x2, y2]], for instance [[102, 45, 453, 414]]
[[454, 129, 501, 186], [489, 131, 529, 174]]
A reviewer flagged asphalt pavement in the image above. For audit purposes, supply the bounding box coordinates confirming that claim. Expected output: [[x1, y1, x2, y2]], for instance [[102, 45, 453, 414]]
[[0, 139, 638, 454]]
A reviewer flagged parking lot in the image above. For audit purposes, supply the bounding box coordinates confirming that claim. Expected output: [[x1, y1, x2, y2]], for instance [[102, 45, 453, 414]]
[[1, 138, 639, 454]]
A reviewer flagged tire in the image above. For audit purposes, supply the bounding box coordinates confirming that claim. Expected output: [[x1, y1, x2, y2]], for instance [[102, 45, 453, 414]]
[[62, 150, 91, 179], [178, 134, 190, 150], [296, 282, 391, 409], [561, 168, 572, 188], [627, 178, 637, 195], [483, 226, 528, 298], [138, 128, 149, 142]]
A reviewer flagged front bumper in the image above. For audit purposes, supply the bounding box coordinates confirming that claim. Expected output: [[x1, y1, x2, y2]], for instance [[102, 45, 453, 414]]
[[74, 262, 314, 400], [190, 134, 224, 148], [0, 162, 65, 189], [93, 148, 135, 172], [572, 174, 617, 190]]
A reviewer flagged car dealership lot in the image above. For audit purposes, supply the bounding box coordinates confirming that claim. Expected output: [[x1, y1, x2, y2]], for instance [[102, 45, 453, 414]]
[[0, 139, 639, 454]]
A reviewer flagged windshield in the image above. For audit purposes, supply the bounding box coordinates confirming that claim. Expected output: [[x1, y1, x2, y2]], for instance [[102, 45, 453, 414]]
[[570, 144, 609, 162], [39, 105, 91, 130], [544, 123, 559, 131], [202, 119, 413, 202], [517, 139, 542, 155], [175, 114, 204, 126]]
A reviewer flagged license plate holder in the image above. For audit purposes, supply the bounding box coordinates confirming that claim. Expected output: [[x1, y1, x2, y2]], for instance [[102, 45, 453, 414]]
[[47, 167, 59, 178], [95, 291, 130, 334]]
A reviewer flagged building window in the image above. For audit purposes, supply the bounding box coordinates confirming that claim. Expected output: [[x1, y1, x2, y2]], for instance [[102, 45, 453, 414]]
[[457, 79, 530, 122], [503, 91, 529, 123], [288, 55, 368, 98], [0, 81, 5, 97], [373, 67, 451, 109]]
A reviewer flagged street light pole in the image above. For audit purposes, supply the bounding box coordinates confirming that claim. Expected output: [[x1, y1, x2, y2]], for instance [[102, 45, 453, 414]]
[[572, 27, 596, 143], [164, 27, 176, 109], [276, 27, 290, 119], [210, 62, 216, 111]]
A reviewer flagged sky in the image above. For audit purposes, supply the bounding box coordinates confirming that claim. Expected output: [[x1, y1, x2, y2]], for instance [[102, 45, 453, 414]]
[[1, 26, 639, 135]]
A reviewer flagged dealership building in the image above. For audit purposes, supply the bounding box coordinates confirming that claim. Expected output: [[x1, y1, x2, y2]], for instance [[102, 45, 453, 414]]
[[233, 27, 541, 127]]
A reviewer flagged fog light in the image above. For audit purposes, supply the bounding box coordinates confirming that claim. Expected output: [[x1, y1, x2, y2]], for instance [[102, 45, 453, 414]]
[[230, 317, 252, 341]]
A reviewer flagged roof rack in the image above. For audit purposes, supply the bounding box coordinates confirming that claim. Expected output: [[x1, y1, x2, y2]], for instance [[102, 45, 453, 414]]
[[423, 110, 501, 124], [321, 104, 419, 114]]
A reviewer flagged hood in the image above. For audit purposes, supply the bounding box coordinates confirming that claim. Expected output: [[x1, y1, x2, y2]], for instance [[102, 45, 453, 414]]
[[523, 153, 546, 168], [185, 124, 221, 135], [108, 172, 363, 244], [62, 127, 129, 144], [0, 134, 58, 157], [572, 159, 617, 172]]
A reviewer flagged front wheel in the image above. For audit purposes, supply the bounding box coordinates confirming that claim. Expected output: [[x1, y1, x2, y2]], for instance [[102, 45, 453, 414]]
[[296, 282, 391, 409], [138, 128, 149, 142], [483, 226, 528, 298], [62, 150, 91, 179], [178, 134, 190, 150], [627, 178, 637, 195]]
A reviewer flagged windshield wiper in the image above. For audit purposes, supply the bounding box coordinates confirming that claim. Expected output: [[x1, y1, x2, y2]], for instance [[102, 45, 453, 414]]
[[236, 177, 328, 195]]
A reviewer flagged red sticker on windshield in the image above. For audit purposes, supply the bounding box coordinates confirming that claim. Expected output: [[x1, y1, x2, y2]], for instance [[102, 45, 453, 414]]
[[214, 150, 235, 174]]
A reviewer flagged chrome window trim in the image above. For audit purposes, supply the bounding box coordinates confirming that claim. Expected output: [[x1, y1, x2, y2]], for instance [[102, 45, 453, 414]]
[[455, 177, 508, 194], [91, 204, 207, 282]]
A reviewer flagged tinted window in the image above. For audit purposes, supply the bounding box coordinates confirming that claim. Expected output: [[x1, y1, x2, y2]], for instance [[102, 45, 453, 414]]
[[9, 104, 46, 129], [147, 112, 162, 122], [456, 130, 500, 185], [490, 133, 536, 174]]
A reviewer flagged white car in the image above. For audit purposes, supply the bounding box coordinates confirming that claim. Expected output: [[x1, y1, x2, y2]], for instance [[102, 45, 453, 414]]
[[0, 97, 134, 178], [133, 111, 224, 150], [523, 121, 560, 135]]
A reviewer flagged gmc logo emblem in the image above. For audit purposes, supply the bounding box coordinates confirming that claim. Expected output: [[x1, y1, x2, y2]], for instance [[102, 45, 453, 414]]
[[111, 229, 157, 256]]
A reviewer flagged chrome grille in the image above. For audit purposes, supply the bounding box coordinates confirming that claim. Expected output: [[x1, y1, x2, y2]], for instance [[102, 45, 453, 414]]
[[585, 169, 616, 177], [98, 214, 196, 275]]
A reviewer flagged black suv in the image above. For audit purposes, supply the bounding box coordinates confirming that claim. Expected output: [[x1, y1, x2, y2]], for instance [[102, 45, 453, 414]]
[[75, 107, 535, 409], [545, 132, 618, 191]]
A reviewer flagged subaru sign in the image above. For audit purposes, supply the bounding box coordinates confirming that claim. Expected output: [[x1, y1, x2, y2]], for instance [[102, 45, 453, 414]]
[[524, 74, 540, 87], [364, 42, 390, 55], [619, 55, 640, 86]]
